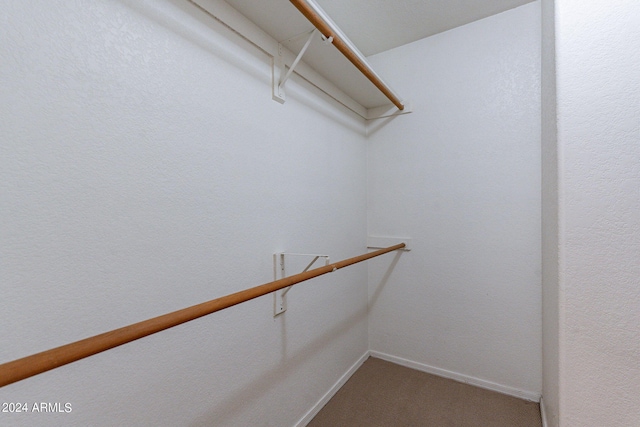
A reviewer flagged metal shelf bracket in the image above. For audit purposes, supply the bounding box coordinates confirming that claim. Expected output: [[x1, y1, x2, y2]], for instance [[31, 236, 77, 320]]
[[273, 251, 329, 316], [272, 29, 317, 104]]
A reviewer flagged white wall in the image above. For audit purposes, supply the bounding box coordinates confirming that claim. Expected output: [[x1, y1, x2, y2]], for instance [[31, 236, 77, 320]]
[[366, 3, 542, 399], [541, 0, 559, 424], [0, 1, 369, 425], [555, 1, 640, 425]]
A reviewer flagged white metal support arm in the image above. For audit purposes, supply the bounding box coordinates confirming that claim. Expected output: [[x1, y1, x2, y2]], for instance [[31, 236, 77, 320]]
[[273, 29, 320, 104], [279, 29, 317, 91], [273, 252, 330, 316]]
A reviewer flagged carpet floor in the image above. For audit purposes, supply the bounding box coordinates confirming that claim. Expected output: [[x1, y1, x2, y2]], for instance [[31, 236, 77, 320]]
[[308, 357, 542, 427]]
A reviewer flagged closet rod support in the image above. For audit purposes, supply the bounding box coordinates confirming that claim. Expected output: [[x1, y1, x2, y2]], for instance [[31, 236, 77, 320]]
[[274, 252, 329, 316], [289, 0, 405, 111], [279, 29, 317, 91], [273, 29, 317, 103]]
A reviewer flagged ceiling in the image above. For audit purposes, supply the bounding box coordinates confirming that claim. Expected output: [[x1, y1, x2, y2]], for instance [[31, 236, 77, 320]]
[[222, 0, 536, 108]]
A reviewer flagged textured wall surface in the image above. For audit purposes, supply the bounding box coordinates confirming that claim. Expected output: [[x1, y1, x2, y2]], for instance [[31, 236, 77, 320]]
[[366, 3, 542, 398], [556, 1, 640, 425], [0, 1, 369, 425], [541, 0, 559, 424]]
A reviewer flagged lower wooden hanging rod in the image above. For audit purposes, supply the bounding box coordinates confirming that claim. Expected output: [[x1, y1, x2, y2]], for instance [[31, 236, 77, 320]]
[[0, 243, 405, 388], [289, 0, 405, 111]]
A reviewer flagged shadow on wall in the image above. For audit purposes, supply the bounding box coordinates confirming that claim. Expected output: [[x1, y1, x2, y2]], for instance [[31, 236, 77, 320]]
[[188, 252, 403, 426], [120, 0, 366, 134], [369, 251, 403, 309], [119, 0, 271, 85], [188, 306, 367, 427], [366, 113, 400, 137]]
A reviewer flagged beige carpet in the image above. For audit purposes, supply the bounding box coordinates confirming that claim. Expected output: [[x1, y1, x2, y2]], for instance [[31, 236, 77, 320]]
[[308, 357, 542, 427]]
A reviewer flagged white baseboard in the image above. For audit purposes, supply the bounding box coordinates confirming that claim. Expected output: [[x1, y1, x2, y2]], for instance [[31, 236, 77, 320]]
[[540, 396, 549, 427], [295, 351, 370, 427], [295, 349, 541, 426], [369, 350, 541, 402]]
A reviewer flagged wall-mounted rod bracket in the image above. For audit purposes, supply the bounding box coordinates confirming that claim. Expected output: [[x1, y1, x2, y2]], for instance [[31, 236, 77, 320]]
[[273, 252, 329, 316], [272, 29, 317, 104], [367, 236, 412, 251], [366, 101, 413, 120], [320, 34, 333, 44]]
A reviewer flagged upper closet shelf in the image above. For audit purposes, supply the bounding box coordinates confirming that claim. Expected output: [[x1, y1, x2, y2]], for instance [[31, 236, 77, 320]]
[[190, 0, 411, 119], [287, 0, 404, 110]]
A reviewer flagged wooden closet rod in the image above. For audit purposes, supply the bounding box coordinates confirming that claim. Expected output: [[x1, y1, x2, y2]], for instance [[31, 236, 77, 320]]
[[289, 0, 405, 111], [0, 243, 405, 388]]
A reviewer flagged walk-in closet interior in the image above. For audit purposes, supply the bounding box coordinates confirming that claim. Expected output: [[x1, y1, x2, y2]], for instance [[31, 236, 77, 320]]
[[1, 1, 638, 426]]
